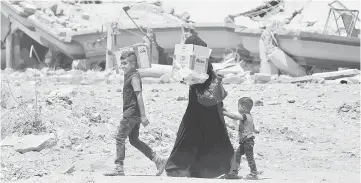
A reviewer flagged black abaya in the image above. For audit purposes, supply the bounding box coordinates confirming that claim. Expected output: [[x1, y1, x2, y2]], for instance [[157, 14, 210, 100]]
[[165, 86, 234, 178]]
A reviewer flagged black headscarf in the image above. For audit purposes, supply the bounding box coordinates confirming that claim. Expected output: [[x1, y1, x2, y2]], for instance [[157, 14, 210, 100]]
[[185, 35, 214, 91], [185, 35, 207, 47]]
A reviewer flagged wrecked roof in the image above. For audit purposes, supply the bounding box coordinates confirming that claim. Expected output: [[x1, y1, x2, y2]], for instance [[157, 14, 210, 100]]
[[2, 0, 187, 40], [232, 0, 360, 36], [2, 0, 360, 39]]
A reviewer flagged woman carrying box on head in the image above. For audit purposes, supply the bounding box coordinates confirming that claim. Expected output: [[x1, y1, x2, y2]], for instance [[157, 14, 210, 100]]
[[164, 34, 234, 178]]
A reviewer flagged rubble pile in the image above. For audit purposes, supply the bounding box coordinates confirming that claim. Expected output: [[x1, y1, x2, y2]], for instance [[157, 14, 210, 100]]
[[231, 0, 360, 36], [1, 65, 360, 87], [5, 0, 191, 42]]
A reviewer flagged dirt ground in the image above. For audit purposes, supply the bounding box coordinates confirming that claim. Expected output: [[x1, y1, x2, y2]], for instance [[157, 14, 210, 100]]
[[0, 70, 360, 183]]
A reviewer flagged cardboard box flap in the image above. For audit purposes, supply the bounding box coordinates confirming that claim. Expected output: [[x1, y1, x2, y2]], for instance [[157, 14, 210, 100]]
[[193, 45, 212, 58], [174, 44, 194, 55]]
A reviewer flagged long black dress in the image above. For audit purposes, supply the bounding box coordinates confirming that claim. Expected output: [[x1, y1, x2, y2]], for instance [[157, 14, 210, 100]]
[[165, 85, 234, 178]]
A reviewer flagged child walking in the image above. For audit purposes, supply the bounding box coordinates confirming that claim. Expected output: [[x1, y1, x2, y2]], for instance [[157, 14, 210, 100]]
[[223, 97, 260, 180], [104, 51, 167, 176]]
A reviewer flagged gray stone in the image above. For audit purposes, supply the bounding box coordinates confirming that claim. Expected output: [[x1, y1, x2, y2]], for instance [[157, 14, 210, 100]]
[[287, 99, 295, 103], [14, 133, 57, 154], [82, 13, 90, 20], [56, 162, 75, 174], [255, 73, 272, 83], [0, 135, 22, 147]]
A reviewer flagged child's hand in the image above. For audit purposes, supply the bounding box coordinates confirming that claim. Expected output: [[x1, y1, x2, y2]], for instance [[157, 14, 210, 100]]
[[141, 116, 150, 127]]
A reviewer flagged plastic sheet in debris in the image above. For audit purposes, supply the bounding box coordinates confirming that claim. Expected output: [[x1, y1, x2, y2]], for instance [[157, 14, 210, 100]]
[[171, 59, 209, 85]]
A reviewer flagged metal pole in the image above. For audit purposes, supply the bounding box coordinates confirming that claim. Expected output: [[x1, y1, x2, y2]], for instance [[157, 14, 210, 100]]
[[332, 9, 341, 36], [323, 8, 332, 35], [123, 7, 152, 42]]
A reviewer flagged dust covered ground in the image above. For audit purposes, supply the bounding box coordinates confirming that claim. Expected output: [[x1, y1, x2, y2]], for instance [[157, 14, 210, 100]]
[[0, 70, 360, 183]]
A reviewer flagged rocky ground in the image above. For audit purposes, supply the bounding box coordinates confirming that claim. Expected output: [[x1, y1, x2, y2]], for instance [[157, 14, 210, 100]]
[[0, 68, 360, 183]]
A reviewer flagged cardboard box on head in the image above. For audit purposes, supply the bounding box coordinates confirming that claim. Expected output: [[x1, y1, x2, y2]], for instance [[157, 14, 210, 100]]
[[115, 44, 152, 70], [173, 44, 211, 74], [172, 44, 212, 85]]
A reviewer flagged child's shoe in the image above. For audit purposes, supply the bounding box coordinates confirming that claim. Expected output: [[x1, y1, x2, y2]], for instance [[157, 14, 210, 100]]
[[152, 155, 168, 176], [223, 172, 242, 179], [103, 164, 125, 176], [245, 172, 259, 180]]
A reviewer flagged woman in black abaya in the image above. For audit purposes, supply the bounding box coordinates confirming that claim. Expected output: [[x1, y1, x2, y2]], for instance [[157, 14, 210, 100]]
[[165, 35, 234, 178]]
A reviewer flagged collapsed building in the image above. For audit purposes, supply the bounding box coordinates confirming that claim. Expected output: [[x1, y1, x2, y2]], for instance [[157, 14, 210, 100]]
[[1, 0, 360, 76]]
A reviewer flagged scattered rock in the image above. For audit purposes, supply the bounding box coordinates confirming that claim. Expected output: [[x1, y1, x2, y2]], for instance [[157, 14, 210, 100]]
[[166, 7, 175, 15], [267, 101, 280, 105], [56, 162, 75, 174], [82, 13, 90, 20], [151, 89, 159, 92], [50, 3, 58, 14], [3, 68, 14, 74], [254, 100, 264, 106], [44, 8, 55, 17], [348, 75, 360, 84], [222, 74, 246, 84], [116, 88, 122, 92], [159, 73, 173, 83], [14, 81, 21, 86], [311, 78, 325, 84], [57, 28, 73, 37], [287, 99, 295, 103], [337, 103, 352, 113], [255, 73, 271, 83], [280, 127, 288, 134], [296, 83, 305, 88], [20, 2, 37, 15], [90, 113, 102, 123], [176, 96, 187, 101], [14, 133, 57, 154]]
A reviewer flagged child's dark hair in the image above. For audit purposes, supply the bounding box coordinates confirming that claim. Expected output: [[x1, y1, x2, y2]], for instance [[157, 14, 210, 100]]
[[120, 51, 138, 67], [238, 97, 253, 111]]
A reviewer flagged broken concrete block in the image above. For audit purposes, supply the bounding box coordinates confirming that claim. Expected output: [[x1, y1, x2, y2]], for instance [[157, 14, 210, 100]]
[[38, 14, 56, 24], [82, 13, 90, 20], [14, 133, 57, 154], [223, 74, 246, 84], [312, 69, 360, 80], [3, 68, 14, 74], [291, 69, 360, 83], [56, 17, 68, 26], [20, 2, 37, 15], [56, 162, 76, 174], [142, 77, 160, 84], [44, 8, 55, 17], [166, 7, 175, 15], [10, 0, 22, 5], [50, 3, 58, 14], [12, 5, 28, 17], [159, 73, 172, 83], [0, 135, 22, 147], [255, 73, 272, 83], [57, 28, 73, 37], [348, 75, 360, 84]]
